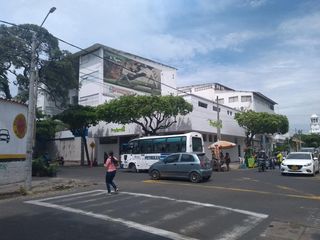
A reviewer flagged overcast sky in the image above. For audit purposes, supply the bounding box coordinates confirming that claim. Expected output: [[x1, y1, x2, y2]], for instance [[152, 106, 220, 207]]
[[1, 0, 320, 133]]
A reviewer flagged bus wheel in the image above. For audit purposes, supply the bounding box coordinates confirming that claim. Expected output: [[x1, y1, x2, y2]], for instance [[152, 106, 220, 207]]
[[130, 163, 138, 173], [190, 172, 201, 183], [151, 170, 160, 180]]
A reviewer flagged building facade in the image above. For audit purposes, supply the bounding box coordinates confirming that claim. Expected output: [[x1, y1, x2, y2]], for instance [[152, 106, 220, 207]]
[[50, 44, 278, 164], [310, 114, 320, 134], [178, 83, 276, 113]]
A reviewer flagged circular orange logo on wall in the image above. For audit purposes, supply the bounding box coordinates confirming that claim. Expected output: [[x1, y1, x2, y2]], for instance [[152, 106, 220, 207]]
[[13, 114, 27, 139]]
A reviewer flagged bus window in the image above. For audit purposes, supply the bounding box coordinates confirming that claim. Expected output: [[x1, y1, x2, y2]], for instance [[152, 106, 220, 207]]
[[153, 138, 166, 153], [192, 137, 203, 152], [140, 139, 153, 154], [131, 140, 140, 154], [166, 137, 182, 153], [181, 136, 186, 152], [120, 143, 130, 154]]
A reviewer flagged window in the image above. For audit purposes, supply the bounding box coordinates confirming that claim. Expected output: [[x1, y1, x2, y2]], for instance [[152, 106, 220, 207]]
[[180, 154, 195, 162], [153, 138, 167, 153], [229, 96, 238, 103], [166, 137, 182, 153], [208, 135, 213, 142], [212, 106, 220, 112], [165, 154, 180, 163], [218, 98, 224, 104], [198, 101, 208, 108], [203, 134, 207, 142], [140, 140, 153, 154], [192, 137, 203, 152], [269, 105, 274, 110], [181, 136, 186, 152], [132, 140, 140, 154], [241, 95, 252, 102]]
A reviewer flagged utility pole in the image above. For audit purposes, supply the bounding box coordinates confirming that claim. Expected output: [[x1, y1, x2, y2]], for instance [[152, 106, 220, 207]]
[[24, 7, 56, 191], [25, 32, 37, 190], [216, 96, 221, 141]]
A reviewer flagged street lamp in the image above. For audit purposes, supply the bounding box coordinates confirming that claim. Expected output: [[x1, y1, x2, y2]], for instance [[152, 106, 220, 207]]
[[25, 7, 56, 190]]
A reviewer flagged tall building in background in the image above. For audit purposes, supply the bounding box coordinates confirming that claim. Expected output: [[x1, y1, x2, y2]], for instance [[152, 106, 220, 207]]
[[310, 114, 320, 134]]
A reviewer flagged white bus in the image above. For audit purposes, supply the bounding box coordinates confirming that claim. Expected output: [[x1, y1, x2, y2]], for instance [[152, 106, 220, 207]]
[[121, 132, 204, 172]]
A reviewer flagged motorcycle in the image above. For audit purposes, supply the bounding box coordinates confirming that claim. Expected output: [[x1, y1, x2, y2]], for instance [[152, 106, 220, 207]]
[[257, 157, 266, 172]]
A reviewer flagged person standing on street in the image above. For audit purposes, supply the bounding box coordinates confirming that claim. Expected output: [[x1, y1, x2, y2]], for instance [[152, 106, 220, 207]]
[[224, 152, 231, 171], [104, 151, 119, 195]]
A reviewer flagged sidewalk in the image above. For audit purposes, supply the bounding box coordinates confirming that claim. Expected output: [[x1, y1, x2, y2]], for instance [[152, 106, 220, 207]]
[[0, 176, 93, 200]]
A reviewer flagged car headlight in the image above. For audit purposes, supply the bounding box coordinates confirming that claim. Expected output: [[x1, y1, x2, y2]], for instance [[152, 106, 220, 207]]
[[304, 162, 312, 167]]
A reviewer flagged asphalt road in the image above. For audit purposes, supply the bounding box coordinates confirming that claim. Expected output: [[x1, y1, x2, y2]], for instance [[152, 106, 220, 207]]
[[1, 166, 320, 240]]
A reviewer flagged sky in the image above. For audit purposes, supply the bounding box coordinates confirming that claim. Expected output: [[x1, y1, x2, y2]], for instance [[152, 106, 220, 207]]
[[1, 0, 320, 134]]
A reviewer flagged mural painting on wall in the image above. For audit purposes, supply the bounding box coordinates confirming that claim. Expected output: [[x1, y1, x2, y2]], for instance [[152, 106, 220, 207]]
[[103, 49, 161, 95]]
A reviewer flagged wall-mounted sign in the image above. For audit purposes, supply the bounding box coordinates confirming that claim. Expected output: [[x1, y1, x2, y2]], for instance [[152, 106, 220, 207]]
[[111, 126, 125, 133], [13, 113, 27, 139]]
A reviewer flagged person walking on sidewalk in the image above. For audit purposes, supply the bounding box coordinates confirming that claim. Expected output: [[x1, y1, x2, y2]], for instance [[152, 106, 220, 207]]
[[104, 151, 119, 195]]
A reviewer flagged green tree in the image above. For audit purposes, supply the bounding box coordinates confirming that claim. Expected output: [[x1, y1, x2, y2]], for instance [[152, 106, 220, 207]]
[[97, 95, 193, 136], [55, 105, 98, 166], [234, 110, 289, 146], [0, 23, 78, 106], [35, 118, 58, 157], [300, 133, 320, 148]]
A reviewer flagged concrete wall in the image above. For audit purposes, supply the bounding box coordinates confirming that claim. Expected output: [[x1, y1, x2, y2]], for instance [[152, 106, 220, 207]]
[[0, 99, 28, 186]]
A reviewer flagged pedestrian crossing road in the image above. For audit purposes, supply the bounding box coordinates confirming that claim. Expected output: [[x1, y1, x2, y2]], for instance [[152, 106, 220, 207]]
[[25, 190, 268, 240]]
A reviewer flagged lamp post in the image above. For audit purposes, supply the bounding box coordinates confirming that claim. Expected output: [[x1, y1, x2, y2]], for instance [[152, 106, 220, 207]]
[[25, 7, 56, 190]]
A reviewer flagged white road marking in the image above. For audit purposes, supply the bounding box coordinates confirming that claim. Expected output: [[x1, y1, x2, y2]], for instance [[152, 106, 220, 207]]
[[215, 216, 264, 240], [120, 191, 268, 219], [25, 199, 197, 240], [25, 190, 269, 240]]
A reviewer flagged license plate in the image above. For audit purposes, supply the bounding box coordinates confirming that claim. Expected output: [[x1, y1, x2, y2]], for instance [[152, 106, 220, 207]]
[[291, 165, 298, 171]]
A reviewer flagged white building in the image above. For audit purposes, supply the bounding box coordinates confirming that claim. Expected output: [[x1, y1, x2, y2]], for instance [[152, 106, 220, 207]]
[[178, 83, 276, 113], [310, 114, 320, 134], [37, 88, 78, 117], [50, 44, 277, 163]]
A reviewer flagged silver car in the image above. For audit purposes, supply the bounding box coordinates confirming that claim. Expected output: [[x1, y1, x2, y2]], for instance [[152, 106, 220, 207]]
[[149, 152, 212, 183]]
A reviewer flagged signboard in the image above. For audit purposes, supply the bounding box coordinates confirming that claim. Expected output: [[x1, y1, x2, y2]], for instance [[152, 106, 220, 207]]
[[103, 49, 161, 95], [0, 99, 28, 185]]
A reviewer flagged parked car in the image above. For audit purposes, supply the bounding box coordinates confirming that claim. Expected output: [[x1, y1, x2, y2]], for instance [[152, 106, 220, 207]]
[[281, 152, 319, 176], [0, 129, 10, 143], [149, 152, 212, 183]]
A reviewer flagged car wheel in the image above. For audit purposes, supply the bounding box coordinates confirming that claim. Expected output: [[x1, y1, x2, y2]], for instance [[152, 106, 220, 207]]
[[151, 170, 160, 180], [130, 163, 138, 173], [190, 172, 201, 183], [312, 167, 315, 176]]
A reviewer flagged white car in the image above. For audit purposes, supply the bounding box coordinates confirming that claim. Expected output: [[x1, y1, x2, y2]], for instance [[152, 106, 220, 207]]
[[281, 152, 319, 176]]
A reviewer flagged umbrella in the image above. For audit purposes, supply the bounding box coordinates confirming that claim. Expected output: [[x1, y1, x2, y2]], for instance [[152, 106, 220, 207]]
[[208, 140, 236, 150]]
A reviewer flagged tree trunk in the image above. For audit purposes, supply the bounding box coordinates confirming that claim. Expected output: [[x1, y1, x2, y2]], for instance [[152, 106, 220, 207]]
[[80, 137, 84, 166], [82, 136, 90, 166]]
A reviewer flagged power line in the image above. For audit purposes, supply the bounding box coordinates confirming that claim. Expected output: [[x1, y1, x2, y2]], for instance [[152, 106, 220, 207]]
[[0, 19, 189, 96]]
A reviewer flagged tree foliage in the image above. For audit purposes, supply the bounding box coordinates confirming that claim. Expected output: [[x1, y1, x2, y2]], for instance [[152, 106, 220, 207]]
[[97, 95, 193, 136], [0, 24, 78, 106], [55, 105, 98, 165], [234, 110, 289, 146], [300, 133, 320, 148]]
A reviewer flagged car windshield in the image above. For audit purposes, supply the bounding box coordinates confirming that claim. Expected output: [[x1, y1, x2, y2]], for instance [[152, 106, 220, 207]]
[[286, 153, 311, 160]]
